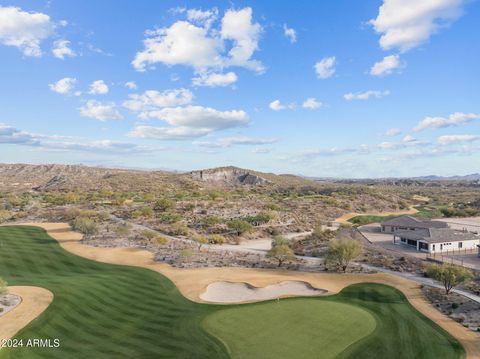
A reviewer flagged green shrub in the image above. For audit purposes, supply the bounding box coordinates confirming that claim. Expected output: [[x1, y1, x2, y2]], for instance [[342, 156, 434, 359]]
[[72, 217, 97, 237], [0, 277, 7, 294], [209, 234, 226, 244]]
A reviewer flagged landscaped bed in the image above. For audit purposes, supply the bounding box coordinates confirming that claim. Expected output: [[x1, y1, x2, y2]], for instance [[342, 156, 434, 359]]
[[0, 226, 465, 358]]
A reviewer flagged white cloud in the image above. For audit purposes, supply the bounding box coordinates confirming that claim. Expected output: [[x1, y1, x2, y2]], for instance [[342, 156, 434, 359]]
[[52, 39, 76, 59], [0, 123, 148, 154], [269, 100, 295, 111], [186, 8, 218, 29], [193, 136, 277, 148], [302, 98, 322, 109], [0, 6, 55, 56], [132, 7, 263, 73], [125, 81, 137, 90], [252, 147, 271, 154], [370, 55, 402, 76], [123, 88, 193, 112], [79, 100, 123, 121], [370, 0, 465, 52], [283, 24, 297, 43], [437, 134, 480, 145], [192, 71, 237, 87], [49, 77, 76, 94], [385, 128, 401, 136], [314, 56, 336, 79], [414, 112, 480, 132], [129, 125, 210, 140], [88, 80, 109, 95], [140, 105, 249, 131], [344, 90, 390, 101]]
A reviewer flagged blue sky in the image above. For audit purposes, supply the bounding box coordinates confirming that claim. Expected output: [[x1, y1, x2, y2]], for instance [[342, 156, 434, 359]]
[[0, 0, 479, 177]]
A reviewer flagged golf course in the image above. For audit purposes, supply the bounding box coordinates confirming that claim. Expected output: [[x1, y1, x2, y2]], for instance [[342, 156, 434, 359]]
[[0, 226, 465, 358]]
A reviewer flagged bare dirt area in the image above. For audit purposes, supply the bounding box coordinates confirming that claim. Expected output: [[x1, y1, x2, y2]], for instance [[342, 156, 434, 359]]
[[334, 206, 418, 225], [423, 287, 480, 332], [200, 280, 327, 303], [0, 286, 53, 342], [22, 222, 480, 358]]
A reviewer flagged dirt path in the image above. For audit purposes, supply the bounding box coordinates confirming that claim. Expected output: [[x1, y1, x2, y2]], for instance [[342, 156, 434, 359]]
[[16, 223, 480, 358], [0, 286, 53, 343], [335, 206, 419, 224]]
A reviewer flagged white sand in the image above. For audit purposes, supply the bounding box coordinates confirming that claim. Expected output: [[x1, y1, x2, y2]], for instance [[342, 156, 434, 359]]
[[200, 280, 327, 303]]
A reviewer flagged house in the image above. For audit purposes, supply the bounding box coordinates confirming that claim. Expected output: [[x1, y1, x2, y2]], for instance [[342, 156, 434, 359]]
[[393, 228, 479, 253], [381, 216, 448, 233]]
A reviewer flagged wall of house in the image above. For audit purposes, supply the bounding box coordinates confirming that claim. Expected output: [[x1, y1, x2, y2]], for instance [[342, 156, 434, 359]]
[[429, 239, 480, 253]]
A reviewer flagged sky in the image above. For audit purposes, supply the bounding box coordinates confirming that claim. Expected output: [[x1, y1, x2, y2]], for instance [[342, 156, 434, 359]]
[[0, 0, 479, 178]]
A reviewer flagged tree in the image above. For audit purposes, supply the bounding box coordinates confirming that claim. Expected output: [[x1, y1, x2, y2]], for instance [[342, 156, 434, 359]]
[[227, 219, 253, 236], [426, 263, 473, 295], [72, 217, 97, 238], [0, 277, 7, 295], [325, 239, 362, 273], [272, 235, 293, 248], [267, 244, 295, 267]]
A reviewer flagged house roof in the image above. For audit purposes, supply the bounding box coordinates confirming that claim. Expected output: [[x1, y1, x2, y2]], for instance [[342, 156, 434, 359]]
[[394, 228, 480, 243], [382, 215, 448, 229]]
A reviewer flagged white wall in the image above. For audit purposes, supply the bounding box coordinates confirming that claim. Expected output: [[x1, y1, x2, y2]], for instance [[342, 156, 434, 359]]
[[428, 239, 479, 253]]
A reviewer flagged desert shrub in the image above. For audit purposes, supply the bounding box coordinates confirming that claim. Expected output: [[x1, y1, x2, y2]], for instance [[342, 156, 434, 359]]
[[158, 212, 182, 224], [154, 198, 175, 212], [131, 207, 154, 219], [200, 216, 224, 226], [168, 223, 190, 236], [115, 223, 130, 237], [180, 248, 193, 259], [209, 234, 226, 244], [451, 303, 459, 309], [0, 277, 7, 295], [0, 210, 12, 223], [72, 217, 97, 237], [141, 230, 157, 240], [192, 235, 209, 249], [153, 236, 169, 246]]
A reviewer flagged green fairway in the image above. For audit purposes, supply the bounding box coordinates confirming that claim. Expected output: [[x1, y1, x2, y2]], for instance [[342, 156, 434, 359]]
[[0, 226, 465, 359], [203, 300, 376, 359]]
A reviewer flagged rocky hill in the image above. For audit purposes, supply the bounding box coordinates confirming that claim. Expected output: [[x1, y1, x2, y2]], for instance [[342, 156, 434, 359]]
[[189, 166, 270, 186]]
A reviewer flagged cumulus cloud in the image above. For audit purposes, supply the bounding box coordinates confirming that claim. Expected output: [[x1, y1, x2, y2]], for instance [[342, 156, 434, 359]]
[[437, 134, 480, 145], [52, 39, 76, 59], [132, 7, 263, 74], [193, 136, 277, 148], [192, 71, 237, 87], [414, 112, 480, 132], [79, 100, 123, 121], [385, 128, 401, 136], [0, 123, 148, 154], [269, 100, 295, 111], [0, 6, 56, 56], [88, 80, 109, 95], [125, 81, 137, 90], [49, 77, 76, 94], [344, 90, 390, 101], [186, 8, 218, 29], [140, 105, 249, 131], [314, 56, 336, 79], [302, 98, 322, 109], [252, 147, 271, 154], [283, 24, 297, 43], [370, 0, 465, 52], [123, 88, 193, 113], [370, 55, 402, 76]]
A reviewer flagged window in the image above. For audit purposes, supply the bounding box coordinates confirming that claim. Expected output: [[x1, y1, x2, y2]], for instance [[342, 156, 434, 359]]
[[432, 244, 435, 251], [458, 242, 463, 249]]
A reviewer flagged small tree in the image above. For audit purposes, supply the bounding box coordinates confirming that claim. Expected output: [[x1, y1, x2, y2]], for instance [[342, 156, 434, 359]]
[[72, 217, 97, 238], [426, 263, 473, 295], [154, 198, 175, 212], [0, 277, 7, 295], [227, 219, 253, 236], [325, 239, 362, 273], [193, 235, 209, 250], [272, 235, 293, 248], [267, 244, 295, 267]]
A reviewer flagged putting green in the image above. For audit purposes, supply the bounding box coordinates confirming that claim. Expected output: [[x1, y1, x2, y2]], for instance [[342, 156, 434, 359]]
[[0, 226, 465, 359], [203, 300, 376, 359]]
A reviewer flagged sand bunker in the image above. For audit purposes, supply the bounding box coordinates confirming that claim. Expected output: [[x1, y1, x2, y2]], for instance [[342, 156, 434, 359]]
[[200, 281, 327, 303]]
